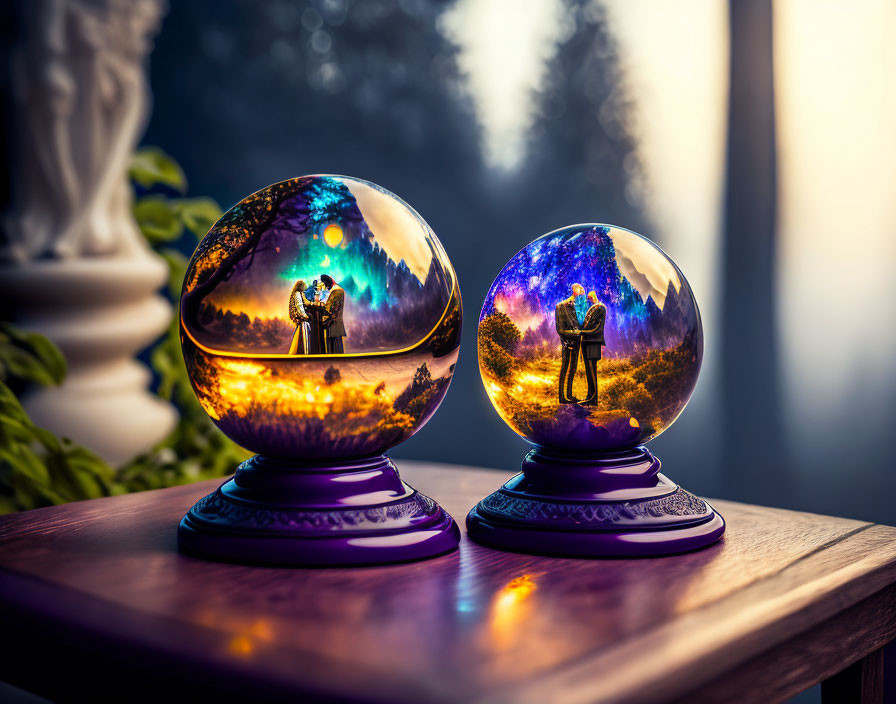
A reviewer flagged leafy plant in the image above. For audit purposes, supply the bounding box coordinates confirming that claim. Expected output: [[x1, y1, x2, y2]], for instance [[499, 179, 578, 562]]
[[0, 323, 67, 388], [129, 146, 188, 191], [128, 149, 252, 487], [128, 147, 224, 243], [0, 324, 116, 513], [478, 311, 521, 354], [118, 147, 250, 492], [478, 312, 522, 379]]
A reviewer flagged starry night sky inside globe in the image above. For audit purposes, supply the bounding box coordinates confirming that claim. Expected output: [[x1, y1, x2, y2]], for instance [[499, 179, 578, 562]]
[[479, 225, 702, 452], [183, 175, 455, 356]]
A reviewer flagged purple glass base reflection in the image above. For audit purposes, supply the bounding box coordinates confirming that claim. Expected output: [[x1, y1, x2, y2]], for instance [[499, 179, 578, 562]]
[[178, 454, 459, 566], [466, 447, 725, 558]]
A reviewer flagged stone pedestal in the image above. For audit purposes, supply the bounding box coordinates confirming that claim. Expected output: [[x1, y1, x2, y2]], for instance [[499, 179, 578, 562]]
[[0, 255, 176, 466]]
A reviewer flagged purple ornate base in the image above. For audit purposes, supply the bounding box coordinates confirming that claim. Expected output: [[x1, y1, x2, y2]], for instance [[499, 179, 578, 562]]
[[466, 447, 725, 557], [178, 454, 460, 566]]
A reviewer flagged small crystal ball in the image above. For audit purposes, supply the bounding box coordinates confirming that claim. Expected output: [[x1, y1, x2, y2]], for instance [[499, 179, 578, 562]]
[[479, 224, 702, 453], [181, 175, 461, 458]]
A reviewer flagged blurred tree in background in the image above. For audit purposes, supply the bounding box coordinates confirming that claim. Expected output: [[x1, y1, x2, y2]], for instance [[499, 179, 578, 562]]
[[514, 0, 645, 235]]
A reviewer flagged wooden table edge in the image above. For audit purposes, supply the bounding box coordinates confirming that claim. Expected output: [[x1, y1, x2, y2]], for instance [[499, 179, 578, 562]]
[[670, 582, 896, 703], [493, 523, 896, 704], [2, 465, 896, 704]]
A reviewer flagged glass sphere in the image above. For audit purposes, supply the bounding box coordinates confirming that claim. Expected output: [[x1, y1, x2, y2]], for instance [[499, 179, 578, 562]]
[[479, 224, 702, 453], [181, 175, 461, 459]]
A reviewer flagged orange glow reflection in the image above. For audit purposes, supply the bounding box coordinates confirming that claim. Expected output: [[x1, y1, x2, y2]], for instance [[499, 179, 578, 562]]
[[228, 635, 253, 657], [489, 574, 537, 650], [222, 618, 275, 659]]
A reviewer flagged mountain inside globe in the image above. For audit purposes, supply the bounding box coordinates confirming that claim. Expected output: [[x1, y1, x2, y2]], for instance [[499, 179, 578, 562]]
[[479, 224, 702, 452], [181, 175, 455, 356]]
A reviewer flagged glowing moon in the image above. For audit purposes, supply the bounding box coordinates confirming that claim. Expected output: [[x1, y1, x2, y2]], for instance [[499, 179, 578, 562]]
[[323, 223, 344, 248]]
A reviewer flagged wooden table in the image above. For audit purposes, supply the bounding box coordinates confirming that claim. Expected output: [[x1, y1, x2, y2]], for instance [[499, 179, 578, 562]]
[[1, 461, 895, 704]]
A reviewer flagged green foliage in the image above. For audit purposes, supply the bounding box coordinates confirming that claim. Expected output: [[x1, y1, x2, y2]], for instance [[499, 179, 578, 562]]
[[0, 322, 66, 387], [177, 197, 224, 239], [134, 195, 223, 245], [478, 312, 522, 380], [479, 337, 516, 380], [0, 330, 116, 513], [479, 311, 521, 354], [0, 148, 243, 514], [128, 146, 187, 192], [118, 149, 247, 492], [134, 196, 184, 244], [603, 375, 637, 407], [620, 383, 653, 419], [130, 147, 223, 245]]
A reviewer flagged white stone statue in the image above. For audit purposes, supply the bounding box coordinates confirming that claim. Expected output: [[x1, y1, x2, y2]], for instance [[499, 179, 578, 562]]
[[1, 0, 176, 465], [5, 0, 162, 260]]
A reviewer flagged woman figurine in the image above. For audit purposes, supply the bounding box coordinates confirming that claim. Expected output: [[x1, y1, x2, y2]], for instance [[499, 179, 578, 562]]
[[287, 280, 311, 354]]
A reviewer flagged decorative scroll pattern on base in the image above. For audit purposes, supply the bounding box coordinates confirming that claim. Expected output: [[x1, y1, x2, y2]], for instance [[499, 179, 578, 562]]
[[187, 489, 438, 534], [478, 488, 709, 530]]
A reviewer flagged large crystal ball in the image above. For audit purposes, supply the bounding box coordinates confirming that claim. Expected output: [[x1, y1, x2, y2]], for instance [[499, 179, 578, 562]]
[[479, 224, 701, 453], [181, 176, 461, 459]]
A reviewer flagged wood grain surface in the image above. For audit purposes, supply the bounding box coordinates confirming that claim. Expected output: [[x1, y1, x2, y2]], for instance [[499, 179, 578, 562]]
[[1, 460, 895, 704]]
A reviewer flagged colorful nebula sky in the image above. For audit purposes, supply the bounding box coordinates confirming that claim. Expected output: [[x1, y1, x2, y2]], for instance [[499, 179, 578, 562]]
[[483, 225, 683, 333], [203, 177, 452, 322]]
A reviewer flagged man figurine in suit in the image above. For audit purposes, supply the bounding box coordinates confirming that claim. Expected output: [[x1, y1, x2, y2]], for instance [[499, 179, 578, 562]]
[[320, 274, 346, 354], [555, 283, 585, 404], [579, 291, 606, 405]]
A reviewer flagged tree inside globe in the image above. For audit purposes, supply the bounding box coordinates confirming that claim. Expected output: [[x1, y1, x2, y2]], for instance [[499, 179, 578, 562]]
[[478, 224, 702, 453]]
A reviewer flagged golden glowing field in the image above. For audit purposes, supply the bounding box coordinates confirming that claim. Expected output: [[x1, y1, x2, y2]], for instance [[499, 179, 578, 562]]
[[183, 340, 457, 458], [480, 341, 699, 450], [197, 357, 414, 433]]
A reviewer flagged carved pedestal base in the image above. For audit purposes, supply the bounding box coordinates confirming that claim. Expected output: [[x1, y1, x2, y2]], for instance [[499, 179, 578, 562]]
[[178, 454, 460, 566], [466, 447, 725, 557]]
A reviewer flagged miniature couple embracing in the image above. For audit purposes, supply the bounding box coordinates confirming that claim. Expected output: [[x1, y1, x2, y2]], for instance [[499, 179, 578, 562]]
[[287, 274, 346, 355], [555, 283, 606, 405]]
